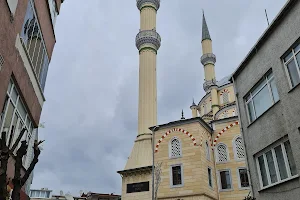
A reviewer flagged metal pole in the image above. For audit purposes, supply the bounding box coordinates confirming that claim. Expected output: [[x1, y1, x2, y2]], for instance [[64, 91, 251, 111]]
[[151, 126, 159, 200]]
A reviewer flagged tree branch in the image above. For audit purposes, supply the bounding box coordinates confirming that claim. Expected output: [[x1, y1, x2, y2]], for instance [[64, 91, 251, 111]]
[[0, 132, 9, 200], [10, 128, 26, 154], [11, 141, 27, 200], [20, 140, 43, 186]]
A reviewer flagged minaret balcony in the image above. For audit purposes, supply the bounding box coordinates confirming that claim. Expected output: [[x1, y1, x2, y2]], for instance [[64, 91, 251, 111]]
[[137, 0, 160, 11], [203, 79, 217, 92], [201, 53, 216, 66], [136, 30, 161, 52]]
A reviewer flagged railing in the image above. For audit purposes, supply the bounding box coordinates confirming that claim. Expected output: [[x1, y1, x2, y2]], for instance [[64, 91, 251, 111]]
[[136, 0, 160, 10], [136, 30, 161, 50]]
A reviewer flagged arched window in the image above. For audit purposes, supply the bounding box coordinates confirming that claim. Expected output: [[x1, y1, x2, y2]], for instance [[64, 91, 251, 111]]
[[222, 91, 229, 104], [234, 136, 245, 160], [216, 144, 229, 162], [205, 141, 210, 160], [169, 137, 182, 158]]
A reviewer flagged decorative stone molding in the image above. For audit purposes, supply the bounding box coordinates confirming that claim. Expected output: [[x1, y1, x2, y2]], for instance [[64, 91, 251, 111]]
[[203, 79, 217, 92], [136, 0, 160, 11], [201, 53, 216, 65], [136, 29, 161, 51]]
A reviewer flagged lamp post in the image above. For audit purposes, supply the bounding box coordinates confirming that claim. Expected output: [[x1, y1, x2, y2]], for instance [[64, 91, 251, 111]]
[[151, 126, 159, 200]]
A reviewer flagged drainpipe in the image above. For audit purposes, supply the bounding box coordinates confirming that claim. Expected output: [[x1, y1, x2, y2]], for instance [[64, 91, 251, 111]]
[[151, 126, 159, 200], [232, 76, 254, 198]]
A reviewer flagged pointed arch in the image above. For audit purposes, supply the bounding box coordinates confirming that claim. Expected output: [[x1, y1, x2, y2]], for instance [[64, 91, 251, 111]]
[[212, 121, 239, 147], [155, 128, 196, 153]]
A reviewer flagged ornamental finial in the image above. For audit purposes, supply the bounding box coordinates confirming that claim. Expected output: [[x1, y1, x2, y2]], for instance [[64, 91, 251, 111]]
[[181, 109, 185, 120]]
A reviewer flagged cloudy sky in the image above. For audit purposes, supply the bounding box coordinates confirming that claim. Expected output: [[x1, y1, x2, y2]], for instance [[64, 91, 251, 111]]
[[31, 0, 286, 196]]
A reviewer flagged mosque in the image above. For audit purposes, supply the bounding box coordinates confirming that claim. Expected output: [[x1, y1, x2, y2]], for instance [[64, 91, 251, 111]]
[[117, 1, 250, 199]]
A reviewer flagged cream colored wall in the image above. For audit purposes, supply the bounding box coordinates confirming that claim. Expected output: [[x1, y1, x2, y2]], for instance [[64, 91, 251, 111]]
[[216, 108, 236, 120], [202, 40, 212, 55], [199, 95, 212, 116], [138, 48, 157, 135], [212, 121, 249, 200], [154, 122, 217, 200], [121, 173, 152, 200], [140, 7, 156, 30]]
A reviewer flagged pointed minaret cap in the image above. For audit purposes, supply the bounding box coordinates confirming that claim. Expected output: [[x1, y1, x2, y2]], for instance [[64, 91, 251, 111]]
[[202, 10, 211, 41], [190, 98, 197, 108], [181, 109, 185, 120]]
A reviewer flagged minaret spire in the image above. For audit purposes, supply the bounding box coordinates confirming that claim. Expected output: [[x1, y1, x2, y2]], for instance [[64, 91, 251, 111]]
[[202, 11, 211, 41], [200, 12, 219, 116]]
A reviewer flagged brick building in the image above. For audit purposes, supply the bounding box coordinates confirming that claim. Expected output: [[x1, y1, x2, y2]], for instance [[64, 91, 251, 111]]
[[0, 0, 64, 199]]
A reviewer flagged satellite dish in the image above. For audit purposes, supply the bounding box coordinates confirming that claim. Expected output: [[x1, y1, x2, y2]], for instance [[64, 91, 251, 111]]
[[65, 193, 74, 200]]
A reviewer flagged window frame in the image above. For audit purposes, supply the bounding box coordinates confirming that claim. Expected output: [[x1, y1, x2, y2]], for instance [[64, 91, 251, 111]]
[[208, 167, 213, 189], [255, 138, 298, 190], [169, 136, 182, 159], [205, 140, 210, 161], [237, 167, 250, 190], [48, 0, 58, 28], [6, 0, 19, 15], [233, 135, 245, 161], [218, 169, 233, 191], [245, 70, 279, 124], [0, 79, 35, 168], [283, 43, 300, 89], [169, 163, 184, 188], [215, 143, 230, 164]]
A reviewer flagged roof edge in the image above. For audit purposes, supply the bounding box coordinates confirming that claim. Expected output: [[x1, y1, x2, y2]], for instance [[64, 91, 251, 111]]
[[232, 0, 297, 78], [149, 117, 213, 133]]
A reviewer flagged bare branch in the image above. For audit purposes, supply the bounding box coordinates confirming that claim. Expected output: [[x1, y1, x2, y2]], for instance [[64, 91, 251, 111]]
[[10, 128, 27, 153], [0, 132, 9, 200], [20, 140, 43, 186]]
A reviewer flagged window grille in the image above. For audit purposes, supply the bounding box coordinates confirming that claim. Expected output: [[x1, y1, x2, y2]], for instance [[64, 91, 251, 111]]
[[222, 92, 229, 104], [170, 138, 181, 158], [217, 144, 228, 162], [235, 137, 245, 159], [205, 141, 210, 160], [20, 0, 49, 91], [0, 54, 4, 70]]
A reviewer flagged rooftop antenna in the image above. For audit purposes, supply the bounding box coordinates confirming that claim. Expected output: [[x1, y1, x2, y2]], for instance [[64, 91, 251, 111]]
[[265, 9, 270, 26]]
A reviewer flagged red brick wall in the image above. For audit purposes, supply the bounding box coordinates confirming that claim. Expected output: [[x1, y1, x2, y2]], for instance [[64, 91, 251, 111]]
[[0, 0, 42, 126], [56, 0, 63, 14]]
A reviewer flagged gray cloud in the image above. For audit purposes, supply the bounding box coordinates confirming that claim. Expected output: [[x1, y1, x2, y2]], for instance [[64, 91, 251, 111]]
[[31, 0, 286, 196]]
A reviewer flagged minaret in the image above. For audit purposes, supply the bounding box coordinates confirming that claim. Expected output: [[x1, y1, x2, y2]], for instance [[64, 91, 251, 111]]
[[136, 0, 161, 137], [190, 99, 198, 118], [118, 1, 161, 199], [201, 12, 219, 116]]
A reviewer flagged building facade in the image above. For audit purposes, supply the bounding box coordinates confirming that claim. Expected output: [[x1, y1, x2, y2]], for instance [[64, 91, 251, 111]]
[[118, 0, 250, 199], [0, 0, 64, 199], [232, 0, 300, 199], [151, 12, 249, 200]]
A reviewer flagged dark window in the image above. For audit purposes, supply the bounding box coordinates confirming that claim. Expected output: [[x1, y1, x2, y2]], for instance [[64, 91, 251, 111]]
[[208, 168, 212, 187], [239, 168, 249, 188], [220, 170, 232, 190], [172, 165, 182, 186]]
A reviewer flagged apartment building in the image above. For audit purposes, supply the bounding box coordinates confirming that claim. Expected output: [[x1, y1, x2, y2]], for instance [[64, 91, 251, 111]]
[[232, 0, 300, 199], [0, 0, 64, 199]]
